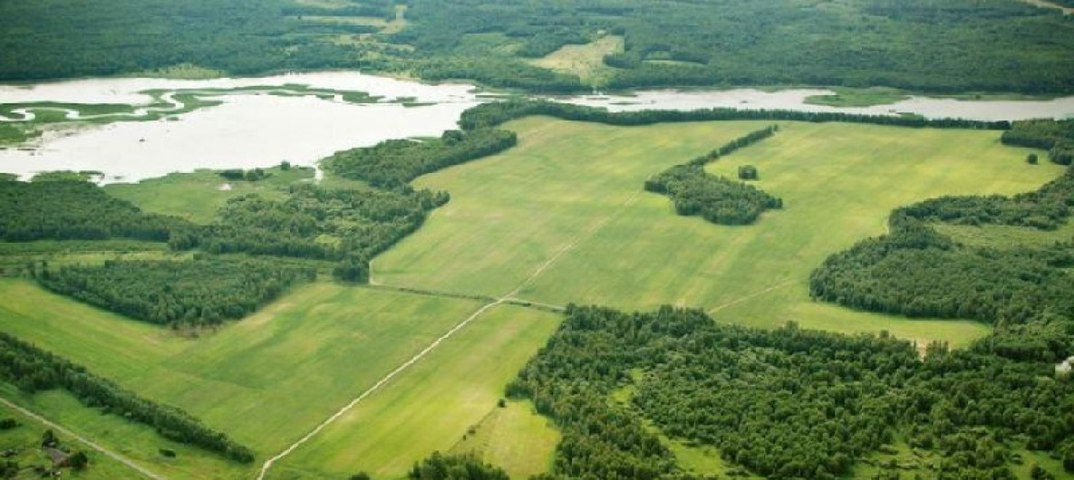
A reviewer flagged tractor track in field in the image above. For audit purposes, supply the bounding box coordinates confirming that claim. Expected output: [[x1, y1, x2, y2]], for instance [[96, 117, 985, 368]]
[[0, 397, 164, 480]]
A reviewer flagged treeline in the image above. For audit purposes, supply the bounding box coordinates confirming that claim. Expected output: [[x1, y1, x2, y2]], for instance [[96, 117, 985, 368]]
[[0, 179, 187, 243], [323, 129, 518, 188], [645, 126, 782, 225], [458, 100, 1010, 132], [810, 166, 1074, 326], [509, 305, 1074, 479], [405, 452, 509, 480], [0, 332, 253, 462], [1001, 119, 1074, 165], [35, 257, 315, 327]]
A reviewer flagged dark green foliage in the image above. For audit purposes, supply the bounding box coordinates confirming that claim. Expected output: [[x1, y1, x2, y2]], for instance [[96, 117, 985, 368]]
[[159, 448, 176, 458], [35, 258, 314, 327], [0, 332, 253, 462], [458, 100, 1009, 132], [218, 168, 268, 182], [738, 165, 758, 180], [1028, 153, 1039, 165], [1001, 119, 1074, 166], [69, 451, 88, 470], [511, 305, 1074, 478], [645, 165, 782, 225], [324, 129, 518, 188], [407, 452, 509, 480], [645, 127, 782, 225], [810, 167, 1074, 325], [0, 180, 187, 242], [0, 418, 15, 430], [182, 184, 448, 262], [333, 255, 369, 283]]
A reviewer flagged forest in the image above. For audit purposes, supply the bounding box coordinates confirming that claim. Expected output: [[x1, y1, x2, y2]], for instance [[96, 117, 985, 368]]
[[0, 179, 188, 243], [643, 126, 783, 225], [323, 129, 518, 188], [507, 305, 1074, 479], [1001, 119, 1074, 166], [0, 332, 253, 462], [2, 1, 1073, 95], [34, 257, 315, 327]]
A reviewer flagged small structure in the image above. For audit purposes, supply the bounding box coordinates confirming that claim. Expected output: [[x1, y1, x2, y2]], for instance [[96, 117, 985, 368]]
[[1057, 356, 1073, 377]]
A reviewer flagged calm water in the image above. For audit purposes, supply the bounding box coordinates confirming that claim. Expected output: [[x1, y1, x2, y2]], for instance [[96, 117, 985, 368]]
[[1, 72, 1072, 183]]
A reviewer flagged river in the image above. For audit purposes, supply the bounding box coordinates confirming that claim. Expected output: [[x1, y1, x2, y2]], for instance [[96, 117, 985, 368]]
[[0, 71, 1071, 183]]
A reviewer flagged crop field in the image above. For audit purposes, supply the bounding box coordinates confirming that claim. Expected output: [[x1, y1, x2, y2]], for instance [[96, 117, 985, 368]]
[[0, 279, 518, 478], [378, 117, 1064, 347], [528, 35, 623, 87]]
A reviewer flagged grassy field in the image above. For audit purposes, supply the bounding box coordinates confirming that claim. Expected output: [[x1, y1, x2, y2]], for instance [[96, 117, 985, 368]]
[[0, 279, 499, 478], [376, 117, 1063, 347], [803, 87, 911, 107], [106, 165, 316, 223], [271, 303, 561, 479], [529, 35, 623, 88], [933, 221, 1074, 248]]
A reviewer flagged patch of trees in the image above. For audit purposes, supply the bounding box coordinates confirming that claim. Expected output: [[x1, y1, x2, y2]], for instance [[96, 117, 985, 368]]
[[323, 129, 518, 188], [0, 332, 253, 462], [458, 100, 1010, 132], [35, 257, 314, 327], [219, 168, 269, 182], [1001, 119, 1074, 165], [810, 166, 1074, 326], [509, 305, 1074, 478], [406, 452, 509, 480], [645, 127, 782, 225], [0, 180, 188, 243]]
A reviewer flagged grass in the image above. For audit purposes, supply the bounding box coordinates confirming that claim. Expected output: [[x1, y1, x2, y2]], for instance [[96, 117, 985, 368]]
[[0, 398, 145, 479], [106, 166, 316, 223], [447, 399, 560, 479], [376, 117, 1064, 346], [270, 303, 561, 479], [804, 87, 911, 107], [933, 221, 1074, 248], [529, 35, 623, 88], [0, 278, 488, 478]]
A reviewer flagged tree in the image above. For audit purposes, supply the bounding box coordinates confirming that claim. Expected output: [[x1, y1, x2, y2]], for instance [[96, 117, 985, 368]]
[[738, 164, 759, 180], [69, 451, 88, 470], [40, 429, 56, 448], [1028, 153, 1039, 165]]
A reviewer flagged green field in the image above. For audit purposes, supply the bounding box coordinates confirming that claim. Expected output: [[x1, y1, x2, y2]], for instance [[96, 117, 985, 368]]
[[0, 279, 512, 478], [272, 304, 561, 479], [377, 117, 1063, 347], [529, 36, 624, 88]]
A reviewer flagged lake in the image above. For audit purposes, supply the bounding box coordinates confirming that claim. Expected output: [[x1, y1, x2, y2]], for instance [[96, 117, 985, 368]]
[[1, 71, 1072, 183]]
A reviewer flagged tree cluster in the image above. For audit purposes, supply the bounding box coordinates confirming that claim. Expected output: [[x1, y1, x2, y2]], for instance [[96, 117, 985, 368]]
[[0, 332, 253, 462], [644, 127, 783, 225], [1001, 119, 1074, 166], [323, 129, 518, 189], [405, 452, 509, 480], [458, 100, 1009, 132], [35, 257, 314, 327], [0, 179, 187, 243], [509, 305, 1074, 479]]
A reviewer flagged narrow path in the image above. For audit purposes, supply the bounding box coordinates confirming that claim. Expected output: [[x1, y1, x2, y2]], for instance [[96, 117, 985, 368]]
[[256, 298, 505, 480], [1019, 0, 1073, 14], [0, 397, 164, 480], [707, 279, 797, 315]]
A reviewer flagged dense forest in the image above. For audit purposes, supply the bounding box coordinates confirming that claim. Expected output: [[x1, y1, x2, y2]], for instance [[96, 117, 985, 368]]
[[323, 129, 518, 188], [1, 0, 1072, 94], [1002, 119, 1074, 166], [457, 100, 1010, 132], [0, 332, 253, 462], [644, 126, 783, 225], [0, 179, 188, 242], [35, 258, 315, 327], [811, 124, 1074, 328], [507, 305, 1074, 479]]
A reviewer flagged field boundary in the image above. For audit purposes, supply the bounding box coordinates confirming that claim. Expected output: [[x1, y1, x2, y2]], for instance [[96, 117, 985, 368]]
[[0, 397, 163, 480]]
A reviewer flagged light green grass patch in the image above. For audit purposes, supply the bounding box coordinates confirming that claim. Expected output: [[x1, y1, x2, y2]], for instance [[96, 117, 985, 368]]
[[0, 279, 485, 474], [378, 117, 1061, 345], [448, 399, 559, 479], [106, 165, 316, 223], [272, 304, 561, 479], [933, 221, 1074, 249], [804, 87, 911, 107], [529, 35, 623, 87], [131, 64, 224, 80]]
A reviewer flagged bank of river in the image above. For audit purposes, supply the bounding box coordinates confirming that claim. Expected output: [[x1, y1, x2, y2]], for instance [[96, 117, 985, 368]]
[[1, 71, 1072, 183]]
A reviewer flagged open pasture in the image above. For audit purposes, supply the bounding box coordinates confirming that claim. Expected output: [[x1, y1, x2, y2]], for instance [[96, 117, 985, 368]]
[[377, 117, 1064, 346]]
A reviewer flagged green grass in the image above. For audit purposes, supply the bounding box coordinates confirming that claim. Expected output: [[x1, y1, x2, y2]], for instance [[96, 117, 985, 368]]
[[271, 304, 561, 479], [106, 166, 317, 223], [933, 221, 1074, 248], [804, 87, 911, 107], [0, 279, 486, 478], [447, 399, 560, 479], [376, 117, 1064, 347], [0, 399, 145, 479], [529, 35, 624, 88]]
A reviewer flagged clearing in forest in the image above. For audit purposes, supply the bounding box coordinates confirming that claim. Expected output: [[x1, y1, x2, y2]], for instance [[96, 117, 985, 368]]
[[528, 35, 624, 88]]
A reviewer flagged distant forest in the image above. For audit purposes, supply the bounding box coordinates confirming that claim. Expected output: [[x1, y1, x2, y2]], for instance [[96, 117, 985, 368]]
[[1, 0, 1072, 94]]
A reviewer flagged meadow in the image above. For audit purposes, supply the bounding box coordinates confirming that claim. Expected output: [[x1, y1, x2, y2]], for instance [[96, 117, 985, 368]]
[[378, 117, 1064, 347]]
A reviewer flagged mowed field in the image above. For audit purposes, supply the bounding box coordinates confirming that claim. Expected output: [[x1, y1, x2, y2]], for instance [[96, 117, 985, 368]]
[[0, 279, 562, 478], [377, 117, 1064, 347]]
